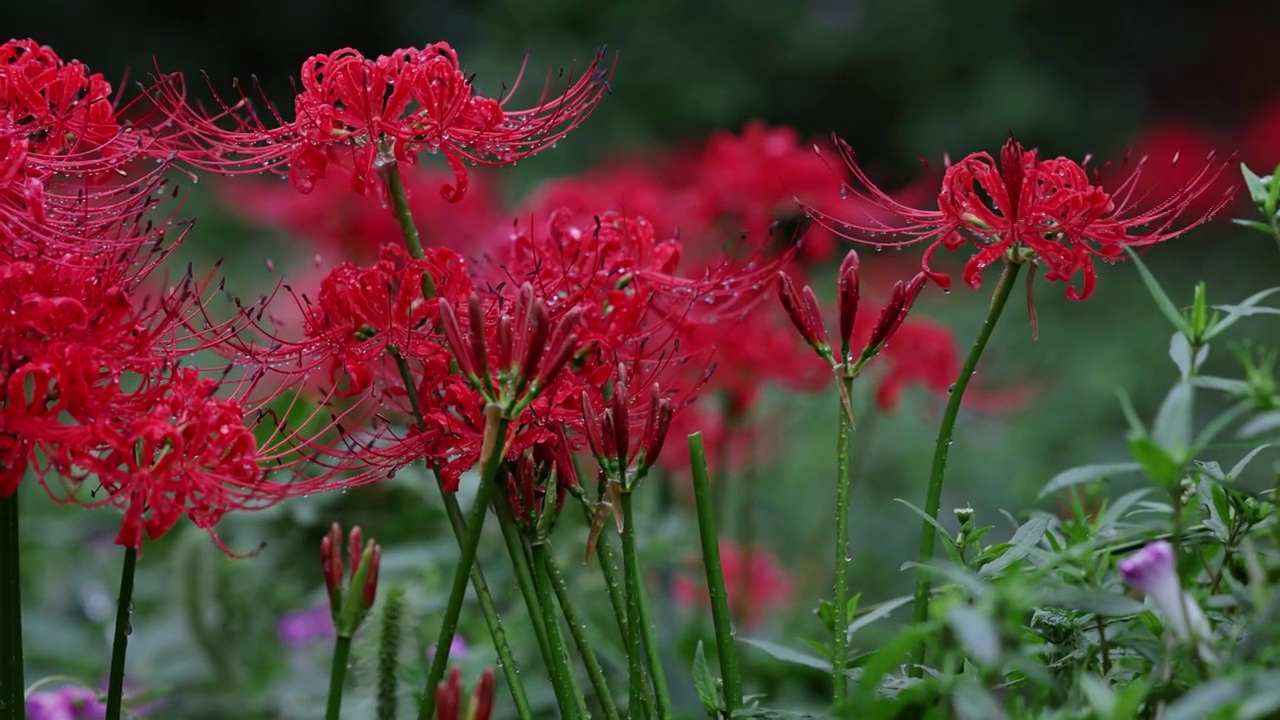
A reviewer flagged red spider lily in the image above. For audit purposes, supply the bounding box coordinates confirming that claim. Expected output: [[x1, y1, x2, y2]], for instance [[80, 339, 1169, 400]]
[[803, 135, 1236, 300], [672, 538, 794, 631], [1126, 122, 1237, 218], [150, 43, 616, 201], [580, 365, 675, 489]]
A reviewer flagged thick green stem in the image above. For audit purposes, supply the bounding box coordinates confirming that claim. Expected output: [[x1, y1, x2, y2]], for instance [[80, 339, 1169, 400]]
[[494, 500, 554, 667], [911, 259, 1021, 671], [383, 163, 438, 299], [531, 543, 587, 719], [580, 501, 631, 644], [545, 548, 622, 720], [417, 417, 511, 720], [831, 375, 856, 706], [0, 492, 23, 720], [689, 433, 744, 715], [325, 635, 353, 720], [619, 493, 657, 718], [105, 547, 139, 720], [634, 574, 672, 718]]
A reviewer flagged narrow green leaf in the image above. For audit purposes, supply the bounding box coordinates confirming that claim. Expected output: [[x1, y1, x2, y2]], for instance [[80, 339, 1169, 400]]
[[1165, 679, 1245, 720], [1152, 382, 1194, 454], [692, 641, 722, 715], [1039, 588, 1148, 616], [1228, 444, 1273, 480], [1239, 412, 1280, 439], [1079, 674, 1116, 718], [737, 638, 832, 672], [847, 595, 913, 638], [892, 498, 960, 553], [1208, 286, 1280, 338], [1037, 463, 1142, 499], [1242, 163, 1270, 205], [1233, 219, 1276, 235], [1124, 247, 1188, 333], [979, 515, 1051, 577], [1169, 332, 1195, 379]]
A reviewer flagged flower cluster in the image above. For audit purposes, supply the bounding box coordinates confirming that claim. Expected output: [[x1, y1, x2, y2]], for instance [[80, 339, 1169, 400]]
[[152, 43, 615, 201], [1, 39, 352, 551], [804, 135, 1236, 299]]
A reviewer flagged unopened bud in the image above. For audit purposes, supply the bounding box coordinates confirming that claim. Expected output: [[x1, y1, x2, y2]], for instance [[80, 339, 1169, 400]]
[[777, 272, 831, 361], [837, 250, 860, 359]]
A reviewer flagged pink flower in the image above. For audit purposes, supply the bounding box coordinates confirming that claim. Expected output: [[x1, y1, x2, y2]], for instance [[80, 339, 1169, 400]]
[[1118, 541, 1209, 641]]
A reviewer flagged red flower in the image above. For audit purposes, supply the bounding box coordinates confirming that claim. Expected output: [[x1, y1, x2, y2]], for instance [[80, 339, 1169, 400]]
[[672, 539, 794, 630], [804, 135, 1236, 300], [153, 43, 615, 201]]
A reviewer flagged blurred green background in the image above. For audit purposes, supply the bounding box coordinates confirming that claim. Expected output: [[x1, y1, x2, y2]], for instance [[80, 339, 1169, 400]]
[[7, 1, 1280, 717]]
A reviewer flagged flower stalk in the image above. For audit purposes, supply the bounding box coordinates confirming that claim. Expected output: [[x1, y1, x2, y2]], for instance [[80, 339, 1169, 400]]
[[831, 373, 856, 707], [0, 492, 24, 720], [544, 547, 622, 720], [104, 546, 138, 720], [530, 542, 587, 719], [910, 258, 1022, 670], [417, 409, 511, 720], [689, 432, 744, 715]]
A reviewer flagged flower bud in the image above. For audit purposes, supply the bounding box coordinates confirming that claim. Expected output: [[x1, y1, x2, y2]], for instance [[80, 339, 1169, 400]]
[[1118, 541, 1209, 642], [837, 250, 860, 359], [777, 272, 831, 361]]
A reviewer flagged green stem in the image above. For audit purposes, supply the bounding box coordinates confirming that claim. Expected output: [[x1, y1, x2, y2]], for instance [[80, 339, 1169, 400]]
[[619, 492, 657, 718], [545, 547, 622, 720], [417, 416, 511, 720], [634, 573, 672, 718], [383, 163, 438, 298], [0, 491, 23, 720], [494, 500, 554, 666], [105, 547, 139, 720], [325, 635, 353, 720], [689, 433, 744, 715], [910, 259, 1021, 672], [594, 533, 631, 645], [831, 375, 856, 706], [531, 543, 587, 719]]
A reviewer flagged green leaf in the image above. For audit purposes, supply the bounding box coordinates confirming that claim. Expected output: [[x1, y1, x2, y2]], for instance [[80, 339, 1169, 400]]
[[1168, 332, 1197, 379], [1239, 411, 1280, 439], [893, 498, 961, 556], [849, 624, 932, 711], [1232, 218, 1275, 235], [1124, 247, 1188, 333], [1208, 286, 1280, 338], [1165, 679, 1245, 720], [979, 514, 1051, 577], [1037, 463, 1142, 499], [945, 605, 1001, 665], [1242, 163, 1271, 206], [737, 638, 832, 672], [1038, 588, 1148, 616], [1151, 382, 1194, 454], [692, 641, 722, 715], [847, 595, 913, 638], [1228, 444, 1273, 480], [1128, 436, 1182, 488], [1192, 376, 1254, 397]]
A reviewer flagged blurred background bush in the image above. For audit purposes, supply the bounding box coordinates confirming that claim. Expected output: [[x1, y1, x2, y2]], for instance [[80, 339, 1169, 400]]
[[7, 1, 1280, 717]]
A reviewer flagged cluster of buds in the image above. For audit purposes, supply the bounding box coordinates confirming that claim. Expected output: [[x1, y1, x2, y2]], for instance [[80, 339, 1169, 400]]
[[437, 284, 584, 419], [580, 366, 674, 556], [434, 667, 494, 720], [581, 366, 675, 494], [505, 438, 578, 543], [321, 522, 382, 638], [777, 250, 928, 378]]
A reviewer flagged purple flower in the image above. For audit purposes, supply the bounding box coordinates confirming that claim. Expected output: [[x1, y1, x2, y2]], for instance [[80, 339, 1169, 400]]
[[26, 686, 106, 720], [427, 635, 470, 662], [1118, 541, 1209, 641], [277, 603, 336, 649]]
